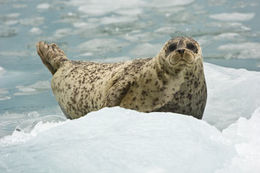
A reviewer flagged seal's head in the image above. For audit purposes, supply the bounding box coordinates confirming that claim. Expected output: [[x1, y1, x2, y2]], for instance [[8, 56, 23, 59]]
[[157, 37, 202, 74]]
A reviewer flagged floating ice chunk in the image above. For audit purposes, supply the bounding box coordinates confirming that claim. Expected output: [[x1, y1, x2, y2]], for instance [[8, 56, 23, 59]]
[[15, 115, 66, 133], [4, 20, 18, 26], [0, 26, 17, 37], [69, 0, 144, 16], [6, 13, 20, 18], [0, 51, 28, 57], [130, 43, 161, 57], [19, 17, 44, 26], [155, 26, 177, 35], [100, 15, 137, 25], [0, 13, 20, 26], [0, 107, 235, 172], [149, 0, 194, 7], [218, 42, 260, 59], [215, 107, 260, 173], [210, 12, 255, 21], [53, 28, 73, 39], [0, 111, 40, 138], [73, 22, 88, 28], [208, 22, 251, 32], [0, 120, 65, 146], [36, 3, 50, 10], [0, 88, 10, 101], [213, 33, 241, 40], [14, 81, 51, 96], [78, 38, 129, 55], [203, 63, 260, 129], [0, 95, 11, 101], [124, 32, 159, 42], [0, 66, 5, 76], [116, 8, 143, 16], [12, 4, 27, 8], [30, 27, 42, 35]]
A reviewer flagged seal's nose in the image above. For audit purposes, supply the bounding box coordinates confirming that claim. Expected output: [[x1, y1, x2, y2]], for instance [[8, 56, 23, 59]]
[[177, 49, 185, 54]]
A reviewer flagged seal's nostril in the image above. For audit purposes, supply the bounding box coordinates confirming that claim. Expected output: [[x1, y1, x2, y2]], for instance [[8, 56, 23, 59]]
[[177, 49, 185, 54]]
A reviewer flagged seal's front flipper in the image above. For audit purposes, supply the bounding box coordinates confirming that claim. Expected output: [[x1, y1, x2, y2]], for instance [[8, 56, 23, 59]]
[[103, 78, 133, 108], [36, 42, 68, 75]]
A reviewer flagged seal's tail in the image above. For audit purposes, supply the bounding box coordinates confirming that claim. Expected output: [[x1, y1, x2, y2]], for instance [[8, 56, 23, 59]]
[[36, 41, 68, 75]]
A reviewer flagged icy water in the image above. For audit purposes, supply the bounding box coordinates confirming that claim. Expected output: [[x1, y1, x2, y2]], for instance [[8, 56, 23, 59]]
[[1, 0, 260, 172]]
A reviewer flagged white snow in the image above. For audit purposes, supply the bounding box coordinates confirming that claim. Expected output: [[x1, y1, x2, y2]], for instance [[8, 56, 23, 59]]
[[0, 107, 236, 173], [210, 12, 255, 21], [215, 108, 260, 173], [203, 63, 260, 129], [1, 105, 260, 172]]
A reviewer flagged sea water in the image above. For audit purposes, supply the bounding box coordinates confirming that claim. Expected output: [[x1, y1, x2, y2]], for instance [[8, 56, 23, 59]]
[[0, 0, 260, 172]]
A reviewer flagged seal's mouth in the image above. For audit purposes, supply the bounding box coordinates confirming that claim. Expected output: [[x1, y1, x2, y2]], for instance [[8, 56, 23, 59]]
[[168, 50, 195, 66]]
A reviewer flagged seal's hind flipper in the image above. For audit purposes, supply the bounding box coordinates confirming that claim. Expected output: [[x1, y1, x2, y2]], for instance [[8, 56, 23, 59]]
[[36, 42, 68, 75]]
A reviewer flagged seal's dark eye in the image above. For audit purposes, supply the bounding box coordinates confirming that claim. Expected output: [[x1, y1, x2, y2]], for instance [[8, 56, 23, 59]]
[[186, 43, 198, 53], [168, 43, 177, 52]]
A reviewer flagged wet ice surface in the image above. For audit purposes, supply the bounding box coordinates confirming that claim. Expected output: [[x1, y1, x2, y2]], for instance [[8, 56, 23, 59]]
[[0, 0, 260, 172]]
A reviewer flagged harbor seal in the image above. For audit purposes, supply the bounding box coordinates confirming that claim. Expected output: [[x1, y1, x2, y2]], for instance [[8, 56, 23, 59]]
[[36, 37, 207, 119]]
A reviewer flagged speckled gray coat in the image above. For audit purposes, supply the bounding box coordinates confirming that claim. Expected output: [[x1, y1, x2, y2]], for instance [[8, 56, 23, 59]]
[[37, 37, 207, 119]]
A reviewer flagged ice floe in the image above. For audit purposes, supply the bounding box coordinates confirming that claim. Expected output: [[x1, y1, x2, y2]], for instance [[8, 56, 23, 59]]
[[0, 105, 259, 172], [78, 38, 129, 55], [29, 27, 42, 35], [14, 81, 51, 96], [36, 3, 50, 10], [0, 88, 10, 101], [213, 33, 241, 40], [210, 12, 255, 21], [69, 0, 144, 16], [0, 107, 236, 172], [203, 63, 260, 129], [218, 42, 260, 59], [130, 43, 162, 57]]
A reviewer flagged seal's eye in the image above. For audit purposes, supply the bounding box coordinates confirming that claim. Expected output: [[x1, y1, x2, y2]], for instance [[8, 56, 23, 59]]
[[186, 43, 198, 53], [168, 43, 177, 52]]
